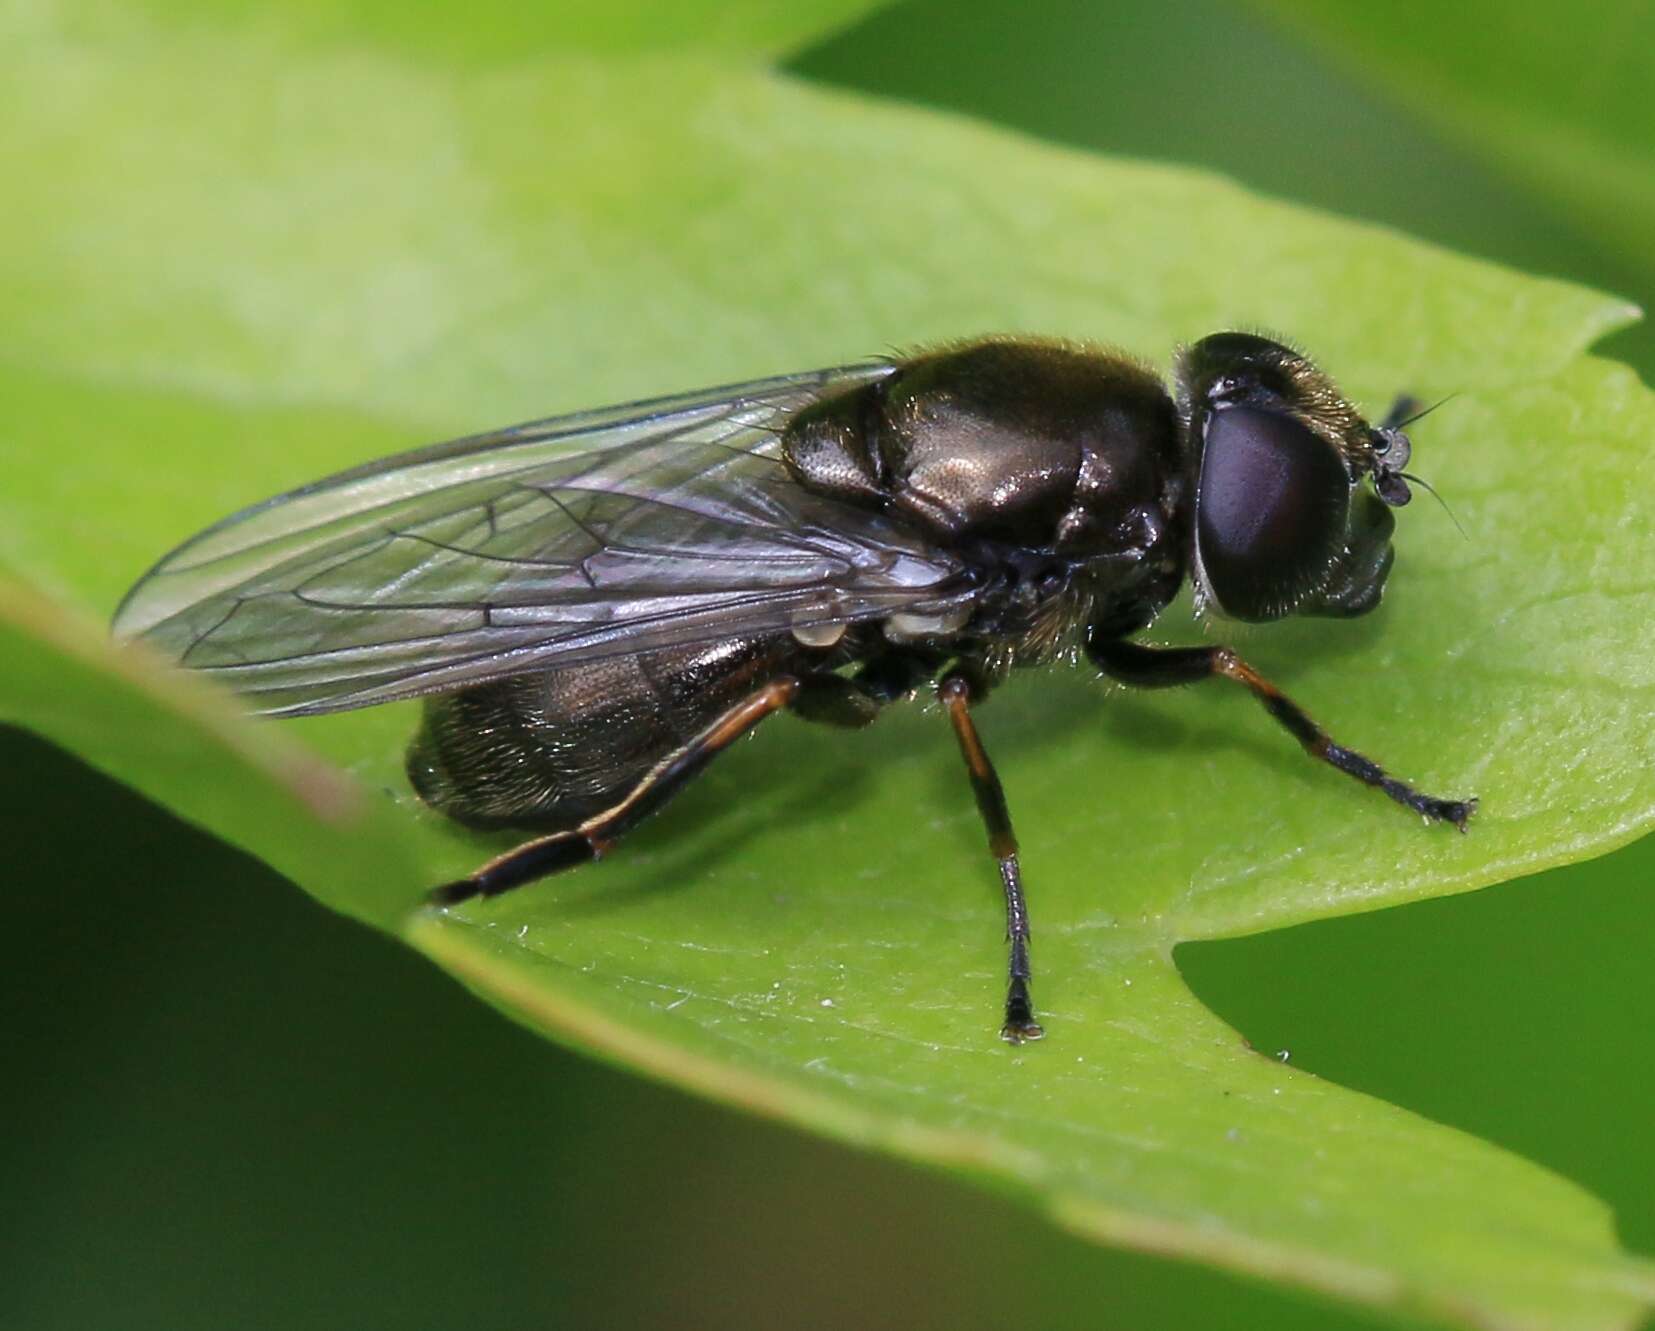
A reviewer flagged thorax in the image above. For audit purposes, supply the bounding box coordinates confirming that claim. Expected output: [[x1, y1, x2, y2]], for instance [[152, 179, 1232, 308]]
[[782, 337, 1188, 659]]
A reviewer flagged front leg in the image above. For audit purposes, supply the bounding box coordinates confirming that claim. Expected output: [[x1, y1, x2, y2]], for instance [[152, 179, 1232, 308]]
[[1087, 634, 1476, 829]]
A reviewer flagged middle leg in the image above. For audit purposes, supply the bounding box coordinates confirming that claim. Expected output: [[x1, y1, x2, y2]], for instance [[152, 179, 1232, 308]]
[[939, 672, 1043, 1044]]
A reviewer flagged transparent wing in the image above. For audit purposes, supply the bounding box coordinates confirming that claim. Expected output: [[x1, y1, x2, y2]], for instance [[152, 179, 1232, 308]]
[[115, 362, 972, 716]]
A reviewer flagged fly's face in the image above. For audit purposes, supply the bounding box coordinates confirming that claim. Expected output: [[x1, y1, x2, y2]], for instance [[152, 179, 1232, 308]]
[[1177, 332, 1417, 623]]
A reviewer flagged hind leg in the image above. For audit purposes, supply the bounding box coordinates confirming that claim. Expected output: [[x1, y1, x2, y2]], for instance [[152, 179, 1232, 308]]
[[430, 677, 802, 904]]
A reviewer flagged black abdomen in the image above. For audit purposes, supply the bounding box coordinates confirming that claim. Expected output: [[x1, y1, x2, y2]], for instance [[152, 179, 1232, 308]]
[[407, 636, 795, 829]]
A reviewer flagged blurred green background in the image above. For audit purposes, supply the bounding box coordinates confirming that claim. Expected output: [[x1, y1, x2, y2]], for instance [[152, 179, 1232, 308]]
[[5, 2, 1650, 1328]]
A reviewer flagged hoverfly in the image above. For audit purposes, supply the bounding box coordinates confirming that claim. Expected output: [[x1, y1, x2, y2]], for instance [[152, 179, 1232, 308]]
[[115, 333, 1474, 1043]]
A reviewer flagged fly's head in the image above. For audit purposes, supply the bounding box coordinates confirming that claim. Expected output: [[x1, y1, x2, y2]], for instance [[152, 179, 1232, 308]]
[[1176, 331, 1420, 623]]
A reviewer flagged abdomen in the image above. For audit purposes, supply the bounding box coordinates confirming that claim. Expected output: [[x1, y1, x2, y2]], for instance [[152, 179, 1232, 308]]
[[407, 636, 796, 829]]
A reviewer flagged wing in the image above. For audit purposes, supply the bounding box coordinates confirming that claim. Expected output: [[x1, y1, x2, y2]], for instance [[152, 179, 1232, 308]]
[[115, 362, 973, 717]]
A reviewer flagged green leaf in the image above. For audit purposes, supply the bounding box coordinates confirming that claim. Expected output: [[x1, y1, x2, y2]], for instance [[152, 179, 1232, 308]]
[[31, 0, 891, 62], [2, 7, 1653, 1330], [1253, 0, 1655, 303]]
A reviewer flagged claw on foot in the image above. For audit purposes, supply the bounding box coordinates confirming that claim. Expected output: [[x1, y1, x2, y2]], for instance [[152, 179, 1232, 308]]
[[427, 878, 480, 907], [1422, 794, 1478, 832], [1001, 1018, 1046, 1045], [1001, 979, 1044, 1044], [1390, 777, 1478, 831]]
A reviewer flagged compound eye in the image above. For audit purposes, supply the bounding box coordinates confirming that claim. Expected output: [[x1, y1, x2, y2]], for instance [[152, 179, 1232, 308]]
[[1196, 405, 1351, 621]]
